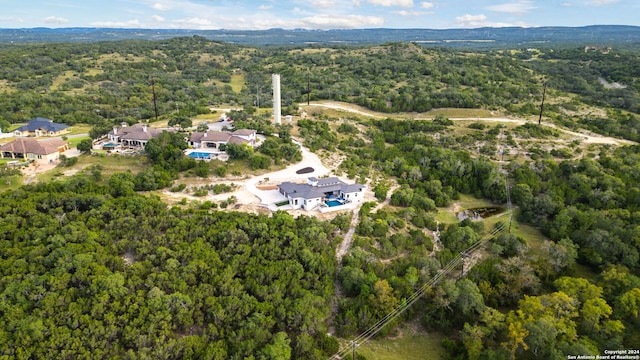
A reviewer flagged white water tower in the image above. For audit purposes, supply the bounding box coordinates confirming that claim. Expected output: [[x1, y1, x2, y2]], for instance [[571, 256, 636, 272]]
[[272, 74, 281, 125]]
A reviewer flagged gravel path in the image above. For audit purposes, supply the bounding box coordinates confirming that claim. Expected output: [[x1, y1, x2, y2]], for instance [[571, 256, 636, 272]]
[[335, 208, 360, 263], [303, 101, 634, 146]]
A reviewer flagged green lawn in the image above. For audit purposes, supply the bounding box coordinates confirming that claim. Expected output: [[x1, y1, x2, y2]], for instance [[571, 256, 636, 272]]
[[230, 73, 245, 93], [0, 153, 151, 192], [0, 159, 26, 192], [66, 136, 91, 149], [0, 173, 22, 192], [75, 154, 149, 176], [435, 194, 498, 225], [507, 217, 549, 255], [36, 154, 150, 185], [433, 196, 548, 254], [434, 210, 458, 224], [8, 124, 22, 132], [355, 328, 445, 360], [66, 124, 91, 135], [457, 194, 496, 209]]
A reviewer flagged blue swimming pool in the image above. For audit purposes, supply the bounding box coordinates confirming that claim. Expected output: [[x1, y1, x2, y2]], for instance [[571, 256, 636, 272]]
[[102, 143, 119, 148], [326, 200, 342, 207], [188, 152, 211, 159]]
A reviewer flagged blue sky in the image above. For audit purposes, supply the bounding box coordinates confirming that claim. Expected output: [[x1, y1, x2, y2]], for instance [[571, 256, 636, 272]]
[[0, 0, 637, 30]]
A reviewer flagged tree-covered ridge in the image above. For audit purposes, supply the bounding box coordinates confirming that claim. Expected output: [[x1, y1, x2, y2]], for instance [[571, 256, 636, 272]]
[[0, 37, 241, 125], [265, 43, 543, 113], [0, 177, 339, 359], [1, 38, 639, 141]]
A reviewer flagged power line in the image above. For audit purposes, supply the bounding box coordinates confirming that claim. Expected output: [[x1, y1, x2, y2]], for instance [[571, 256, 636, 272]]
[[332, 125, 516, 359], [329, 221, 508, 359], [538, 81, 548, 125]]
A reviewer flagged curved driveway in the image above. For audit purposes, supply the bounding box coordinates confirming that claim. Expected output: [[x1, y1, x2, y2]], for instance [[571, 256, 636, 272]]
[[244, 140, 331, 206]]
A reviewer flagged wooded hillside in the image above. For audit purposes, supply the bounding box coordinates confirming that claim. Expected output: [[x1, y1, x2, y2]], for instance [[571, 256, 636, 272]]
[[1, 37, 640, 359]]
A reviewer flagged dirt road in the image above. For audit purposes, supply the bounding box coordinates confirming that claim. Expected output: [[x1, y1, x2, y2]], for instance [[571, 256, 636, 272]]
[[303, 101, 634, 146]]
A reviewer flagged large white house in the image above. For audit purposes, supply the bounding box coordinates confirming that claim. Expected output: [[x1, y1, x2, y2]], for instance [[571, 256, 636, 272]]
[[277, 177, 365, 211]]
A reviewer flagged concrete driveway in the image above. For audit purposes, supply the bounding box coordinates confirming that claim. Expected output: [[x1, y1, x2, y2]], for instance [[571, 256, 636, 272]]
[[244, 139, 331, 206]]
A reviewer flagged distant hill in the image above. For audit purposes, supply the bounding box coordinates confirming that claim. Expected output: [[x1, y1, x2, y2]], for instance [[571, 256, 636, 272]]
[[1, 25, 639, 48]]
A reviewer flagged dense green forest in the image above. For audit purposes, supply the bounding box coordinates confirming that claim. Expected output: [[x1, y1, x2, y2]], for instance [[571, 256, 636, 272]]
[[0, 178, 340, 359], [1, 36, 640, 359]]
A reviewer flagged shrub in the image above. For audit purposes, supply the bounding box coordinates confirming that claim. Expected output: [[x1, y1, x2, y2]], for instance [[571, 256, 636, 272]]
[[467, 122, 486, 130], [170, 183, 187, 192], [58, 155, 78, 167]]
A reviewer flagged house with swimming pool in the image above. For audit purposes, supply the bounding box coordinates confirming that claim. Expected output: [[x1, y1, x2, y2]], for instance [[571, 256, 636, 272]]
[[277, 177, 365, 211], [188, 129, 256, 149], [185, 129, 257, 160]]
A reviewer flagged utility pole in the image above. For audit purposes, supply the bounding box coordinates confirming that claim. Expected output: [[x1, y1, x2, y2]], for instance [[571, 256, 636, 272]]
[[538, 81, 547, 125], [351, 341, 357, 360], [307, 68, 310, 106], [151, 76, 159, 121]]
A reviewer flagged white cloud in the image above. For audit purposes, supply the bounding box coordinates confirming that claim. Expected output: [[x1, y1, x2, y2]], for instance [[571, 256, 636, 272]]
[[310, 0, 337, 9], [487, 1, 535, 15], [353, 0, 362, 5], [301, 14, 385, 28], [394, 10, 433, 16], [588, 0, 618, 5], [455, 13, 528, 28], [0, 16, 24, 24], [420, 2, 434, 9], [192, 12, 383, 31], [43, 16, 69, 25], [172, 17, 213, 27], [258, 5, 273, 10], [152, 3, 170, 11], [367, 0, 414, 7], [456, 14, 487, 27], [291, 7, 306, 15], [90, 19, 142, 28], [151, 15, 165, 23]]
